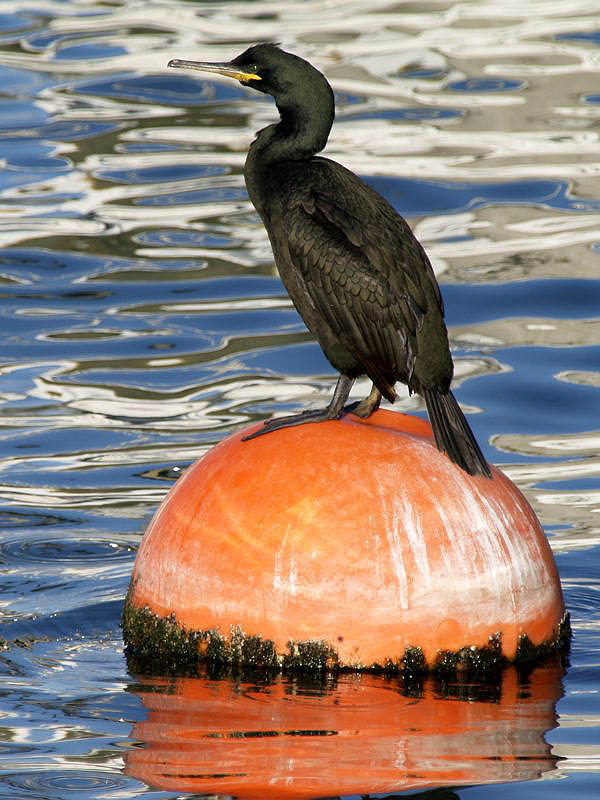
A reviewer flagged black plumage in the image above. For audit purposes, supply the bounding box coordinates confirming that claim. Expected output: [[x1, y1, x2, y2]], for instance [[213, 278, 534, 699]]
[[169, 44, 491, 478]]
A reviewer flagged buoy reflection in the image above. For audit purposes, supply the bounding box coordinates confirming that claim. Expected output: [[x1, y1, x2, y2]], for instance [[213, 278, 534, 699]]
[[126, 664, 563, 799]]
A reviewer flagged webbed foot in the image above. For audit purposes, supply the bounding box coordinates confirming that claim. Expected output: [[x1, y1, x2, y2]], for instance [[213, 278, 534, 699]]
[[242, 406, 341, 440], [242, 374, 355, 441], [344, 385, 382, 419]]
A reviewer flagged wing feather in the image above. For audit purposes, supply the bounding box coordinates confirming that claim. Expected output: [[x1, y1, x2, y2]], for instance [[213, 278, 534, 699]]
[[272, 158, 444, 398]]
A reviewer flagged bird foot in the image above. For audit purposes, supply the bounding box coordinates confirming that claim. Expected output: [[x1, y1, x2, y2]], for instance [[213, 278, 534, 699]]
[[242, 407, 341, 441], [344, 400, 373, 419], [344, 386, 382, 419]]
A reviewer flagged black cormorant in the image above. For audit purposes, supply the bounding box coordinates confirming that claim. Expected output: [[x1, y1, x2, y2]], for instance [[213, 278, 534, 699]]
[[168, 44, 491, 478]]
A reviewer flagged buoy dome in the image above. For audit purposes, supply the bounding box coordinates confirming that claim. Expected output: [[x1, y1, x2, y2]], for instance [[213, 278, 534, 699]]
[[124, 410, 566, 671]]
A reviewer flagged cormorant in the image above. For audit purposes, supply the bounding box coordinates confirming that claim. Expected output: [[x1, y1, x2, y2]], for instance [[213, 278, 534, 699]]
[[168, 44, 491, 478]]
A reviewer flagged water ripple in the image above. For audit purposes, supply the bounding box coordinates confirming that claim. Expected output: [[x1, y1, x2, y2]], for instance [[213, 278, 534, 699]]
[[0, 535, 134, 564], [2, 771, 131, 794]]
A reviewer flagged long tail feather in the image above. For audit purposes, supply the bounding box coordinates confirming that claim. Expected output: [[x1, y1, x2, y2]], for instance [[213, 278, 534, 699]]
[[424, 389, 492, 478]]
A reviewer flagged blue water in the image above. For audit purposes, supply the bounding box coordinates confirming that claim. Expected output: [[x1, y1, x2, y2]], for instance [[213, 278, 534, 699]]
[[0, 1, 599, 798]]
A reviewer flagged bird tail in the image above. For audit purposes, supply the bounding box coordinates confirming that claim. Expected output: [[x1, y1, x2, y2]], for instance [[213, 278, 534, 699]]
[[423, 389, 492, 478]]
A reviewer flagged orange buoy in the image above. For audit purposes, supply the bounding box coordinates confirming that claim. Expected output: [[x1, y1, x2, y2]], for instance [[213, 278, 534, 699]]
[[125, 665, 563, 799], [124, 409, 567, 671]]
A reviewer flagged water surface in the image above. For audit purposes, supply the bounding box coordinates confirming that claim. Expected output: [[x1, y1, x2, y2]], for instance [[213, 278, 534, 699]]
[[0, 1, 599, 798]]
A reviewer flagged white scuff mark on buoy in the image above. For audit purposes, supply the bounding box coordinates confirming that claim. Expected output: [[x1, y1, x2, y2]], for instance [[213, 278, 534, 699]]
[[479, 492, 526, 598], [434, 470, 473, 578], [476, 486, 544, 604], [288, 548, 298, 597], [272, 525, 299, 598], [373, 472, 410, 609], [396, 488, 430, 590], [273, 526, 288, 595], [426, 464, 514, 625], [383, 492, 409, 611], [467, 489, 516, 611]]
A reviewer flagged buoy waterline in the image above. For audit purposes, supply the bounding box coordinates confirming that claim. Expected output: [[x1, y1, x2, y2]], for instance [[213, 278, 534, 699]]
[[123, 410, 569, 674]]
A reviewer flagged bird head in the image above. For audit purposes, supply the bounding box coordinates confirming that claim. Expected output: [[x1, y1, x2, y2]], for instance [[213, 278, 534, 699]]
[[168, 43, 333, 112]]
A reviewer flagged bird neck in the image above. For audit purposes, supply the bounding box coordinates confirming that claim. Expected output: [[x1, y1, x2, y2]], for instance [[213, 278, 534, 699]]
[[249, 97, 334, 165]]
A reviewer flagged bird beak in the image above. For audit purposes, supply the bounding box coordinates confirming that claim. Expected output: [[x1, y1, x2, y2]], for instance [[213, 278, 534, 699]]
[[168, 58, 261, 84]]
